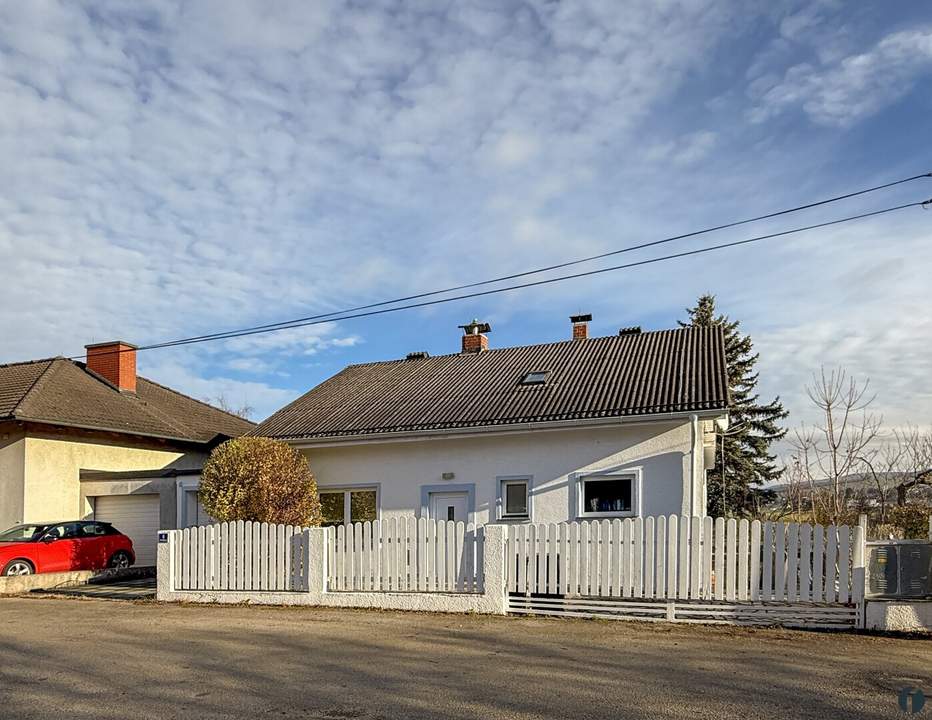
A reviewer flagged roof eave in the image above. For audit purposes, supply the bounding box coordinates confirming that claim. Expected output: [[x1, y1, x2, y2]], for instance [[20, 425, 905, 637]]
[[13, 415, 213, 445], [283, 407, 728, 448]]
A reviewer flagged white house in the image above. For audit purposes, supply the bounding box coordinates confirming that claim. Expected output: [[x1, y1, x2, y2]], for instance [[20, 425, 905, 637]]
[[252, 317, 729, 526]]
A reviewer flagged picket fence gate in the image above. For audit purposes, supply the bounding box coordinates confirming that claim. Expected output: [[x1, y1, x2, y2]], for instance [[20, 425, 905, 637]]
[[507, 516, 865, 628], [327, 518, 484, 593], [173, 521, 310, 592]]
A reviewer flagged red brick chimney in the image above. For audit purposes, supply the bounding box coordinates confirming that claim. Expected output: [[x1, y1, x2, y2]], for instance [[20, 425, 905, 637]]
[[459, 319, 490, 353], [570, 314, 592, 340], [85, 341, 137, 393]]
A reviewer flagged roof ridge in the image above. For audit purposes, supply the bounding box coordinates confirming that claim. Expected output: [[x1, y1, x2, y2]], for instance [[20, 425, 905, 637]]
[[137, 375, 257, 426], [0, 356, 64, 370], [11, 359, 59, 417], [342, 326, 699, 368]]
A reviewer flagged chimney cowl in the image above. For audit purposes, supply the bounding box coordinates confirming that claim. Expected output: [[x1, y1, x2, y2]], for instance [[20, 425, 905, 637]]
[[85, 341, 137, 393], [618, 326, 642, 336], [458, 319, 490, 353], [570, 313, 592, 340], [405, 351, 430, 360]]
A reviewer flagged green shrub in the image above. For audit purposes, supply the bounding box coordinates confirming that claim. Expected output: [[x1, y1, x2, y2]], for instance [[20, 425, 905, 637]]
[[198, 437, 322, 526]]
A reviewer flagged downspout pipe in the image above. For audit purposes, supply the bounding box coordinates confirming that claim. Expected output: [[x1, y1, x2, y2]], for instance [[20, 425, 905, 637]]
[[690, 414, 700, 517]]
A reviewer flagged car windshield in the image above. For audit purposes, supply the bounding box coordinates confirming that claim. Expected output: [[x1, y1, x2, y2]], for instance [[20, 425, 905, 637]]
[[0, 524, 47, 542]]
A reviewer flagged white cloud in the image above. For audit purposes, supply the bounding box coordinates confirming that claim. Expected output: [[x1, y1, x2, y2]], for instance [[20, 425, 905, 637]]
[[140, 358, 300, 423], [0, 0, 929, 443], [750, 28, 932, 126], [489, 132, 540, 169]]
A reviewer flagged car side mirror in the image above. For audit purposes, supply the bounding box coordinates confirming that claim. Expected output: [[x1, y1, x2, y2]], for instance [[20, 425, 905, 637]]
[[40, 535, 57, 543]]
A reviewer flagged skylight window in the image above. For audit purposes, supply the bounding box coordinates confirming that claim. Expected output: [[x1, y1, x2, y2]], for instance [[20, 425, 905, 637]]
[[520, 371, 549, 385]]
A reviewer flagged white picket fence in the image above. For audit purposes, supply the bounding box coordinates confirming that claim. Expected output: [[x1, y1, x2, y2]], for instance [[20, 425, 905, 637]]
[[327, 518, 484, 593], [174, 521, 311, 592], [507, 517, 865, 627]]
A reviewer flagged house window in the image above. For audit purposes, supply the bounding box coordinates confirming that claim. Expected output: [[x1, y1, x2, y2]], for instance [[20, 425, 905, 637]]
[[320, 488, 378, 527], [577, 474, 638, 518], [497, 476, 531, 520]]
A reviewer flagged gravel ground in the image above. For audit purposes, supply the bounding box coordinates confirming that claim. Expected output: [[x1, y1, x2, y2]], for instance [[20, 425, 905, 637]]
[[1, 596, 929, 720]]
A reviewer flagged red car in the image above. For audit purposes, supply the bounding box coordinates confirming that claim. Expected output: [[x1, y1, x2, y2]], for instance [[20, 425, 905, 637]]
[[0, 521, 135, 576]]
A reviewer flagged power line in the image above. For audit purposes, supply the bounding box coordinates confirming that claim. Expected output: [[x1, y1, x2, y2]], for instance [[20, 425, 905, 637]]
[[128, 171, 932, 351], [71, 197, 930, 359]]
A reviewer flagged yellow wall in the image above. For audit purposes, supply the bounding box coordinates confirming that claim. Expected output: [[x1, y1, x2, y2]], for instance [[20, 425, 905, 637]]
[[0, 435, 26, 529], [22, 435, 196, 522]]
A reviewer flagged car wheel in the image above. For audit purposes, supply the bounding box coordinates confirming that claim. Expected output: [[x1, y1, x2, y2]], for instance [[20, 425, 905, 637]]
[[108, 551, 132, 569], [2, 559, 34, 576]]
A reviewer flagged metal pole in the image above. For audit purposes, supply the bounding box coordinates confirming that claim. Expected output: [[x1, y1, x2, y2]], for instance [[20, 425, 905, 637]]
[[721, 432, 727, 518]]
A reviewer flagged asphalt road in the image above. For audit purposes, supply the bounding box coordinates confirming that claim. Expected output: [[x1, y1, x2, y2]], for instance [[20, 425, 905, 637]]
[[1, 597, 929, 720]]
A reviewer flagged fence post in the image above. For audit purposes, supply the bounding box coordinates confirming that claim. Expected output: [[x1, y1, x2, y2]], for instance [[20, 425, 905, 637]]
[[306, 527, 327, 603], [853, 516, 867, 629], [156, 529, 175, 601], [481, 524, 508, 614]]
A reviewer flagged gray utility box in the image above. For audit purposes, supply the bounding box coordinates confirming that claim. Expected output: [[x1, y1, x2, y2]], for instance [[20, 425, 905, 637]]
[[867, 542, 932, 598]]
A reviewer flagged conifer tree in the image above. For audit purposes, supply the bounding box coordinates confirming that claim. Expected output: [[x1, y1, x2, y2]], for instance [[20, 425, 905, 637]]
[[682, 294, 787, 516]]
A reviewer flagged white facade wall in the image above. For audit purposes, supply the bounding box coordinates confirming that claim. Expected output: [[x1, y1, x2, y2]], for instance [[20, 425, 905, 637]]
[[298, 419, 706, 525]]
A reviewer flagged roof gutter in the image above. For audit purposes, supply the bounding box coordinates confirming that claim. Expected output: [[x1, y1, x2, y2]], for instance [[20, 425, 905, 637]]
[[285, 409, 727, 449]]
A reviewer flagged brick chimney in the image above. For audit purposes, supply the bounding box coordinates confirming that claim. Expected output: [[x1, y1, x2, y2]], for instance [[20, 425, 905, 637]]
[[570, 314, 592, 340], [85, 341, 137, 393], [459, 319, 490, 353]]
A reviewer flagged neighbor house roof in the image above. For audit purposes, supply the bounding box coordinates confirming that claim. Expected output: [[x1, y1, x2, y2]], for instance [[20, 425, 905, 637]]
[[253, 326, 728, 441], [0, 357, 254, 443]]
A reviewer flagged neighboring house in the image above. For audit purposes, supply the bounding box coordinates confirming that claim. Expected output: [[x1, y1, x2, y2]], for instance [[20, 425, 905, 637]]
[[253, 317, 729, 527], [0, 341, 254, 564]]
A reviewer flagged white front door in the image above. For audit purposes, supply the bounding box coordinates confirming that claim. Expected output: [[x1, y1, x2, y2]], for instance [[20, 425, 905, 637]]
[[429, 492, 469, 522]]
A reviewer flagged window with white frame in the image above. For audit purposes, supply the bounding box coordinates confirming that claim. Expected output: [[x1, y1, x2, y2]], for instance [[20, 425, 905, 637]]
[[498, 477, 530, 519], [577, 474, 637, 517], [319, 487, 378, 527]]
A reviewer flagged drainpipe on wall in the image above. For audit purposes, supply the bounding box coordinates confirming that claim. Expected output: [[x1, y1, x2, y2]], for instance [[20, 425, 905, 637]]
[[690, 414, 700, 517]]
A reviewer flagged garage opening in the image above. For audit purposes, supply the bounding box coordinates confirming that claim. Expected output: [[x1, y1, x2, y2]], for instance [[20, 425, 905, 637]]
[[93, 494, 160, 567]]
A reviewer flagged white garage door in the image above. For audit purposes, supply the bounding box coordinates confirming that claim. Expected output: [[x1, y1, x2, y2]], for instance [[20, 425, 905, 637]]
[[94, 494, 161, 567]]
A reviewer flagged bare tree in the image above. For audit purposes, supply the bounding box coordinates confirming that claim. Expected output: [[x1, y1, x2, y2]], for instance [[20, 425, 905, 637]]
[[207, 393, 254, 421], [790, 367, 881, 525], [858, 425, 932, 523], [783, 457, 809, 522], [890, 425, 932, 505]]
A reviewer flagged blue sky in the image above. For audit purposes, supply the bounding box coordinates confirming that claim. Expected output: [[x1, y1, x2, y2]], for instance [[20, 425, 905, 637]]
[[1, 0, 931, 436]]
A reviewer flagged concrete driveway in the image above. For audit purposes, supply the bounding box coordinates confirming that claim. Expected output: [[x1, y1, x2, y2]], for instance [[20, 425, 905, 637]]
[[30, 576, 156, 600], [1, 597, 929, 720]]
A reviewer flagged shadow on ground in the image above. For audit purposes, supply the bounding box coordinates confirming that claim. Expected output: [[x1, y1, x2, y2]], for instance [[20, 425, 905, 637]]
[[0, 597, 929, 720]]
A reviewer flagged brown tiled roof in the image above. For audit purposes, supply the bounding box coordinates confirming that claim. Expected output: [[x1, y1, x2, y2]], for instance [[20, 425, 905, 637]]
[[0, 357, 254, 443], [253, 327, 728, 440]]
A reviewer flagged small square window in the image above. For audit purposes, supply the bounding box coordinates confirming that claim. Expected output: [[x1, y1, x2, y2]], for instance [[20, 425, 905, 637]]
[[499, 478, 530, 519], [520, 371, 549, 385]]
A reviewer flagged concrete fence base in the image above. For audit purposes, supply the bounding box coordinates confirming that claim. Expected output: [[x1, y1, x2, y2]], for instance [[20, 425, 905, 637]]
[[865, 600, 932, 633], [156, 524, 508, 615]]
